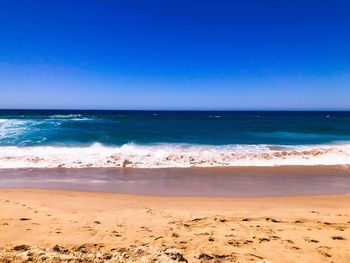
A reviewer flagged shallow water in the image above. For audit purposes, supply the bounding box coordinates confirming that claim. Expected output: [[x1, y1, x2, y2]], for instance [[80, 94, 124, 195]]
[[1, 166, 349, 197]]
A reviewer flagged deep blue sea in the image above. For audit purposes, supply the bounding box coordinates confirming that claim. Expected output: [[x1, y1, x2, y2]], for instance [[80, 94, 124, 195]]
[[1, 110, 350, 146], [0, 110, 350, 168]]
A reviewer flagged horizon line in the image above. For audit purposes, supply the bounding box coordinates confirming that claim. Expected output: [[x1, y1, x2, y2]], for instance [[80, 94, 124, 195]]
[[1, 108, 350, 112]]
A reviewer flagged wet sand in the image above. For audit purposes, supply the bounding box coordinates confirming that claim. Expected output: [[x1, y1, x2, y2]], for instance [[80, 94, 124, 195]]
[[0, 165, 350, 196], [0, 189, 350, 262], [1, 166, 350, 262]]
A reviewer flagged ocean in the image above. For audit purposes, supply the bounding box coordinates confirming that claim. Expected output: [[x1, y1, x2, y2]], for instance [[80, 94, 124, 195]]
[[0, 110, 350, 168]]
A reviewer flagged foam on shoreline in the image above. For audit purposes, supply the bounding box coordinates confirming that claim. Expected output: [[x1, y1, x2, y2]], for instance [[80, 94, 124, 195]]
[[0, 142, 349, 168]]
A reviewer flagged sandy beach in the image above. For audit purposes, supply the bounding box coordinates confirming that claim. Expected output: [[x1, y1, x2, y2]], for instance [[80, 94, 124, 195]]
[[0, 189, 349, 262], [2, 0, 350, 260]]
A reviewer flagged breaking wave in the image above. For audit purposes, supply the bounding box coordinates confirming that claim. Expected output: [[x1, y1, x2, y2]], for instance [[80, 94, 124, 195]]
[[0, 142, 349, 168], [0, 119, 37, 140]]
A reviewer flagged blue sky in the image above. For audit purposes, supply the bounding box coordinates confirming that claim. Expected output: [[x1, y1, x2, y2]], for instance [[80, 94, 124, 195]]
[[0, 0, 349, 110]]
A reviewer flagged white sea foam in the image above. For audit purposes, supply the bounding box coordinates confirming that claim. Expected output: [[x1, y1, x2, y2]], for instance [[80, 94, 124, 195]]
[[49, 114, 82, 118], [0, 119, 32, 139], [49, 114, 92, 121], [0, 142, 349, 169], [0, 116, 90, 141]]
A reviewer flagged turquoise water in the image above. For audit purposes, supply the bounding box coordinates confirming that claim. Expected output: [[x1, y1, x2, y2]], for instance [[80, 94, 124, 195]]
[[1, 110, 349, 146], [1, 110, 350, 168]]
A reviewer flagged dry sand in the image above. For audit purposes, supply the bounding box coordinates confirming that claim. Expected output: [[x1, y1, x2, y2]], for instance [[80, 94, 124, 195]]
[[0, 189, 349, 262]]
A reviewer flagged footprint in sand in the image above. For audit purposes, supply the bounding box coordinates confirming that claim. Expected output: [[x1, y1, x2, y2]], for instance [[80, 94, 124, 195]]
[[331, 236, 345, 240], [194, 232, 209, 236], [304, 237, 319, 243], [82, 226, 92, 231], [270, 235, 281, 240], [318, 249, 332, 258], [111, 230, 122, 237], [266, 217, 281, 223], [19, 218, 31, 221], [140, 226, 152, 232], [228, 240, 239, 246], [89, 229, 97, 236], [259, 237, 270, 243], [191, 217, 206, 222]]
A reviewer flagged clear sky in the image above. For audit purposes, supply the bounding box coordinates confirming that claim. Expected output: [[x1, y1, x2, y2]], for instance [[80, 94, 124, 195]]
[[0, 0, 349, 110]]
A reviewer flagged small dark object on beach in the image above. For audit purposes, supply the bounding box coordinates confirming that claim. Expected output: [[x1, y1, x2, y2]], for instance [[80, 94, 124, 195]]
[[52, 245, 68, 253], [103, 253, 113, 260], [332, 236, 345, 240], [305, 238, 319, 243], [266, 217, 281, 223], [165, 251, 188, 262], [94, 220, 101, 224], [318, 250, 332, 258], [214, 254, 229, 259], [52, 245, 61, 252], [19, 218, 31, 221], [250, 253, 264, 260], [13, 245, 30, 251], [198, 253, 214, 260], [259, 238, 270, 242]]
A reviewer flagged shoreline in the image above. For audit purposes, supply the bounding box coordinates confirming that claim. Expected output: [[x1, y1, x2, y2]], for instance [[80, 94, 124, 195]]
[[1, 189, 350, 262], [1, 165, 350, 197], [1, 187, 350, 199], [1, 187, 350, 198]]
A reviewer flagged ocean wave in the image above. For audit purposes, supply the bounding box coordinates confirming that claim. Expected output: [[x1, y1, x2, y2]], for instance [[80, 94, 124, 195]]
[[0, 142, 349, 168], [49, 114, 83, 118], [0, 119, 34, 139], [0, 116, 91, 142], [49, 114, 93, 121]]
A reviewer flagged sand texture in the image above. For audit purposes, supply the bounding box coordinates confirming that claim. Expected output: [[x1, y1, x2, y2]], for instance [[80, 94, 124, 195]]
[[0, 189, 349, 262]]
